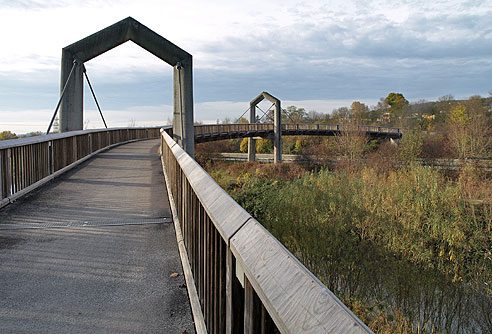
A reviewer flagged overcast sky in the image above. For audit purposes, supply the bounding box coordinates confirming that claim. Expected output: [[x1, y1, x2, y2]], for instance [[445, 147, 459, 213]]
[[1, 0, 491, 133]]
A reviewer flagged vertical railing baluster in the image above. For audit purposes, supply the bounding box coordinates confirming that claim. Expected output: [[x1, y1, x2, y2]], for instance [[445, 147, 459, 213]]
[[219, 237, 226, 334], [226, 249, 233, 334], [48, 141, 53, 175], [204, 212, 209, 328], [189, 186, 195, 275], [12, 148, 17, 194], [73, 135, 78, 162], [6, 148, 12, 196], [213, 228, 218, 333], [0, 151, 4, 199], [244, 277, 255, 334], [17, 147, 22, 191], [199, 203, 205, 309], [206, 215, 212, 331]]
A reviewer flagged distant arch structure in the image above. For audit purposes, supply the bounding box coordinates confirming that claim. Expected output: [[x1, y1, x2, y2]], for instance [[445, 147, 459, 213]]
[[248, 92, 282, 163], [58, 17, 194, 156]]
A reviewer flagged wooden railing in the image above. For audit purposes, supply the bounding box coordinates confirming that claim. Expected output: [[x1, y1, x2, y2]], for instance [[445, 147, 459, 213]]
[[0, 127, 161, 208], [194, 123, 273, 136], [161, 129, 373, 334], [1, 124, 376, 332]]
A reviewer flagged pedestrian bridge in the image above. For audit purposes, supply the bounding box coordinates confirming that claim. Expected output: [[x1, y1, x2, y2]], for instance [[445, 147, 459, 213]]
[[0, 125, 391, 333], [194, 123, 402, 143]]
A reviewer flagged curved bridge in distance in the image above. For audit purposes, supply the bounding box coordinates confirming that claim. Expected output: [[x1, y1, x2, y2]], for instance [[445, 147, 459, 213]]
[[193, 123, 403, 143]]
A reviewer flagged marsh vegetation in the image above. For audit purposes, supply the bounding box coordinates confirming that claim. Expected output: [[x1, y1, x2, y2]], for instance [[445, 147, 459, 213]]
[[196, 94, 492, 333], [201, 159, 492, 333]]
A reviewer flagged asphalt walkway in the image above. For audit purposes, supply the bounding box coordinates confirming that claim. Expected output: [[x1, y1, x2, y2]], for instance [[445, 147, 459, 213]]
[[0, 139, 194, 334]]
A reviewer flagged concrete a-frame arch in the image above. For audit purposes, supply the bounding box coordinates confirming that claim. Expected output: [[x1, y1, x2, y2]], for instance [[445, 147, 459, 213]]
[[248, 92, 282, 163], [59, 17, 194, 156]]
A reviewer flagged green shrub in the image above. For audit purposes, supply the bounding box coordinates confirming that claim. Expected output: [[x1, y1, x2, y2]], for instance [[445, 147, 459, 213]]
[[397, 130, 423, 164], [240, 138, 248, 153], [256, 139, 273, 153]]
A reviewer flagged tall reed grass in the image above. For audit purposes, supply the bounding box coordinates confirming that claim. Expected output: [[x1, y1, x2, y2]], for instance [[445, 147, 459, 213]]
[[208, 161, 492, 333]]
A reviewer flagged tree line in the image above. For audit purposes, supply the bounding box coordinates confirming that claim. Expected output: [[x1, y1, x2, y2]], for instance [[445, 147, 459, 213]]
[[220, 92, 492, 160]]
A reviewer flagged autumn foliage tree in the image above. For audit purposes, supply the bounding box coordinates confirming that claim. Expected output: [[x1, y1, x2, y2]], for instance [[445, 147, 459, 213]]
[[240, 138, 249, 153], [397, 130, 423, 165], [282, 106, 307, 123], [350, 101, 369, 121], [385, 92, 409, 125], [0, 131, 17, 140], [239, 138, 274, 153], [236, 117, 249, 124], [446, 97, 492, 159], [256, 139, 274, 153], [335, 118, 368, 162]]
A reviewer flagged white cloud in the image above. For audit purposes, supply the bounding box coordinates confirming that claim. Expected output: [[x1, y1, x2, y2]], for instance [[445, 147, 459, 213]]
[[2, 0, 490, 76]]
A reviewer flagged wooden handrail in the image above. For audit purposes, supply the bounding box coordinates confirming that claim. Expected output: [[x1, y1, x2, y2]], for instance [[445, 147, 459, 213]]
[[161, 129, 373, 334]]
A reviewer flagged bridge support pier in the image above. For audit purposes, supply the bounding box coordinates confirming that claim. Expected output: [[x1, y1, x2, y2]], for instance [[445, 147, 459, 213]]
[[247, 92, 282, 163]]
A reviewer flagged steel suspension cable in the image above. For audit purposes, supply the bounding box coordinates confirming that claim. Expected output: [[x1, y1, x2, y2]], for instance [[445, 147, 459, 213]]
[[46, 60, 77, 134], [256, 102, 275, 122], [83, 66, 107, 128], [256, 107, 268, 122], [177, 62, 184, 140], [236, 105, 253, 122]]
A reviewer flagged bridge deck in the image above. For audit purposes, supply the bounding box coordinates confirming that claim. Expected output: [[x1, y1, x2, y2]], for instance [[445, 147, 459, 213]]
[[0, 140, 194, 334]]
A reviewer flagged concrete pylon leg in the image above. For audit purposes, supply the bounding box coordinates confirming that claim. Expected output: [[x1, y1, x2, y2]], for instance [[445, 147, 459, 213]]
[[247, 138, 256, 162], [273, 100, 282, 163], [247, 104, 256, 162], [59, 52, 84, 132], [173, 57, 195, 158]]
